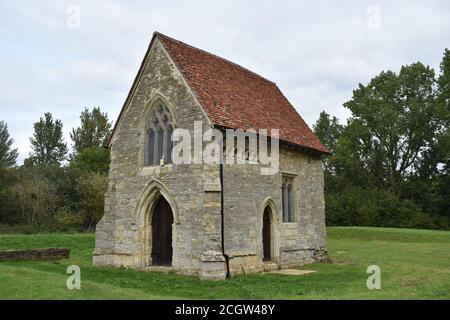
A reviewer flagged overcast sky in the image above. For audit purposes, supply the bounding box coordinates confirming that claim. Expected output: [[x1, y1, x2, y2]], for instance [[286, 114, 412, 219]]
[[0, 0, 449, 163]]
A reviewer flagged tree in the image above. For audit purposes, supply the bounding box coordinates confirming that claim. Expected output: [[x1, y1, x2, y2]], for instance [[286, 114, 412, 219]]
[[12, 169, 59, 227], [26, 113, 68, 166], [70, 107, 112, 155], [313, 111, 343, 153], [70, 146, 110, 174], [320, 55, 450, 230], [429, 49, 450, 224], [76, 172, 108, 230], [435, 48, 450, 173], [343, 62, 438, 189], [313, 111, 343, 172], [0, 121, 18, 168], [437, 49, 450, 113], [0, 168, 21, 224]]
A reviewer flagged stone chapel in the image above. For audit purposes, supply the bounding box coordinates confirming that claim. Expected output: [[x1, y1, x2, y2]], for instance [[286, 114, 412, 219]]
[[93, 32, 330, 280]]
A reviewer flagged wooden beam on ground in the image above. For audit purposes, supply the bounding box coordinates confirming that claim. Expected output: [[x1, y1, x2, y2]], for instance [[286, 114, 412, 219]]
[[0, 248, 70, 261]]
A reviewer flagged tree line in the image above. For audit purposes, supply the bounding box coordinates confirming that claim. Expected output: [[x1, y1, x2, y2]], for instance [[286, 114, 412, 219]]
[[0, 107, 111, 232], [313, 49, 449, 230], [0, 49, 449, 233]]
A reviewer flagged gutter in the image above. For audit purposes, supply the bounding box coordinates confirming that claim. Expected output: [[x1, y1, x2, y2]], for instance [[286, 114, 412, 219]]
[[219, 162, 230, 278]]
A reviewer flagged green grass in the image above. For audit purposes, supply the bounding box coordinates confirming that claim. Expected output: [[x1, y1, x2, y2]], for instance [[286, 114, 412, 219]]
[[0, 227, 449, 299]]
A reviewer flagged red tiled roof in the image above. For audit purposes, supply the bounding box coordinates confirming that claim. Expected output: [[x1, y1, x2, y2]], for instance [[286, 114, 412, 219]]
[[109, 32, 329, 154], [156, 33, 329, 154]]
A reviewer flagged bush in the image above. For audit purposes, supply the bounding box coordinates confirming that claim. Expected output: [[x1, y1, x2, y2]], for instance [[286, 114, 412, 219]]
[[76, 172, 108, 231], [0, 168, 21, 224], [325, 187, 377, 227], [326, 184, 450, 230], [70, 146, 110, 174], [12, 169, 59, 229], [53, 208, 83, 232], [0, 161, 110, 233]]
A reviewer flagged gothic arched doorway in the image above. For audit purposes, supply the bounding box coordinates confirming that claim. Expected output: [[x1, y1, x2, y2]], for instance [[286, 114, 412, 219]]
[[262, 206, 272, 261], [151, 196, 174, 266]]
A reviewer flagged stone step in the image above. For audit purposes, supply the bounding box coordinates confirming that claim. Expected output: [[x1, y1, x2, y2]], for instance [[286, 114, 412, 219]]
[[263, 261, 279, 272], [142, 266, 172, 273]]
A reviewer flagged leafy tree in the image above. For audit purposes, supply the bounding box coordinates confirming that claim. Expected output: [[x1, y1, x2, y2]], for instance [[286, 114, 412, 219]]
[[26, 113, 68, 166], [437, 49, 450, 113], [76, 172, 108, 230], [313, 111, 343, 153], [70, 146, 110, 174], [313, 111, 343, 172], [12, 169, 59, 227], [0, 168, 21, 224], [429, 49, 450, 224], [343, 63, 438, 188], [0, 121, 18, 168], [435, 49, 450, 173], [321, 54, 450, 230], [31, 164, 82, 215], [70, 107, 112, 155]]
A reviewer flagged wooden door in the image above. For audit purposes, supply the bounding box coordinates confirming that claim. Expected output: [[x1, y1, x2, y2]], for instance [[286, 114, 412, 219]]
[[263, 207, 271, 261], [151, 197, 174, 266]]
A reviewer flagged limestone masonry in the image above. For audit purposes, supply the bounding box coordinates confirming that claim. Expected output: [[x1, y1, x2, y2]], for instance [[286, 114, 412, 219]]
[[93, 32, 329, 280]]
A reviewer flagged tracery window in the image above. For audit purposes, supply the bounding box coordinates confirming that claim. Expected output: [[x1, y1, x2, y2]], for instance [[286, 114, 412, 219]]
[[146, 104, 173, 166]]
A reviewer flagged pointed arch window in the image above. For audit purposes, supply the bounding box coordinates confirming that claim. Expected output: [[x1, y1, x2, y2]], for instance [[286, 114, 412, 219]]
[[281, 175, 295, 222], [282, 183, 288, 222], [146, 104, 173, 166]]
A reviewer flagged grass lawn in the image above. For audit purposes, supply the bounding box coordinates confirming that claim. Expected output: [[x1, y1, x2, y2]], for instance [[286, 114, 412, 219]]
[[0, 226, 449, 299]]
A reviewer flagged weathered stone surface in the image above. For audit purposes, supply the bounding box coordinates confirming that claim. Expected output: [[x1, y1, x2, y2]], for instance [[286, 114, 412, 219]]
[[222, 145, 328, 276], [93, 38, 328, 280], [266, 269, 316, 276]]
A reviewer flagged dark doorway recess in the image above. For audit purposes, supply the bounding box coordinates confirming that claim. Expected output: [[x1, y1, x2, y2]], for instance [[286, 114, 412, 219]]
[[263, 206, 272, 261], [151, 197, 174, 266]]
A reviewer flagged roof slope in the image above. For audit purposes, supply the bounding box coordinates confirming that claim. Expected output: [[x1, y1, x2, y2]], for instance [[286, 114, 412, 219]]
[[109, 32, 329, 154], [156, 33, 329, 154]]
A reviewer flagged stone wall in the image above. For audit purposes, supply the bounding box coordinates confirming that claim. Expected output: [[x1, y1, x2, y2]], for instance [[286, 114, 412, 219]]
[[93, 38, 226, 280], [93, 37, 327, 280], [222, 144, 327, 275]]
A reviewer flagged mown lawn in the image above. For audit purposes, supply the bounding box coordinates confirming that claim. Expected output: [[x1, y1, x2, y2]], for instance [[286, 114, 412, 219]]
[[0, 227, 449, 299]]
